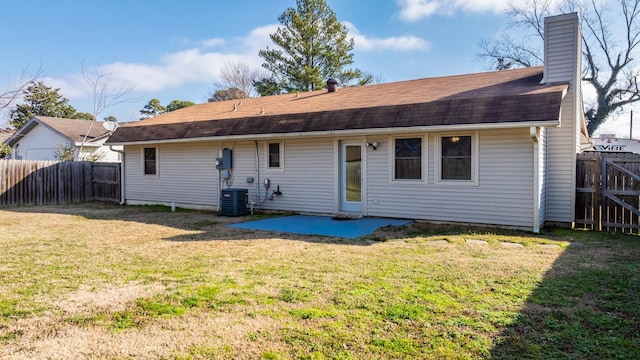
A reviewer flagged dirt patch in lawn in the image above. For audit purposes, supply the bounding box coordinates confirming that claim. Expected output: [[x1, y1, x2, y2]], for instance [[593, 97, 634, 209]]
[[57, 281, 168, 315]]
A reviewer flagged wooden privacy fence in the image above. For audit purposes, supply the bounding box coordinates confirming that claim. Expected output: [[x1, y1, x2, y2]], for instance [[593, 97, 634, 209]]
[[576, 152, 640, 234], [0, 160, 121, 206]]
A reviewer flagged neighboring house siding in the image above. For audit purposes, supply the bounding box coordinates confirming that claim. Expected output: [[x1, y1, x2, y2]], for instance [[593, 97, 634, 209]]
[[365, 128, 535, 229], [99, 146, 122, 162], [13, 124, 69, 160], [544, 13, 580, 224], [78, 145, 122, 162], [80, 137, 122, 162]]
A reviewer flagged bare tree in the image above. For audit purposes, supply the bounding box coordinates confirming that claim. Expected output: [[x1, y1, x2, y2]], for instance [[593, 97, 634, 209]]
[[211, 60, 265, 98], [0, 67, 41, 111], [478, 0, 640, 135], [77, 63, 136, 160]]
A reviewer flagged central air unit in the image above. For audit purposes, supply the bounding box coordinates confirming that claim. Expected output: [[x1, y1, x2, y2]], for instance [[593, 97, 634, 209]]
[[220, 188, 248, 216]]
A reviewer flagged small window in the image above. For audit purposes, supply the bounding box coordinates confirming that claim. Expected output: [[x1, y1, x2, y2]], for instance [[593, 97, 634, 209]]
[[394, 137, 422, 180], [144, 147, 157, 175], [266, 141, 284, 170], [268, 143, 280, 168], [441, 135, 471, 180]]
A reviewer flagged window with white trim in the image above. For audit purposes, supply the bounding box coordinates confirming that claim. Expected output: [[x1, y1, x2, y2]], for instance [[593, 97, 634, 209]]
[[394, 137, 423, 180], [266, 141, 283, 170], [436, 133, 478, 185], [441, 135, 472, 180], [143, 147, 157, 175]]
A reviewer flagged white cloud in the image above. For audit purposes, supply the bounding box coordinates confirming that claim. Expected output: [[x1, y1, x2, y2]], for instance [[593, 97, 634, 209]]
[[200, 38, 225, 48], [100, 50, 243, 92], [345, 22, 430, 51], [397, 0, 440, 21], [31, 20, 426, 110], [237, 24, 280, 54], [42, 74, 89, 98], [42, 25, 280, 100], [396, 0, 516, 21]]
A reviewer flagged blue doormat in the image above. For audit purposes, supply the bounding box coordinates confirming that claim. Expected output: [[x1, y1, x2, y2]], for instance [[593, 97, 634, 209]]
[[228, 215, 412, 239]]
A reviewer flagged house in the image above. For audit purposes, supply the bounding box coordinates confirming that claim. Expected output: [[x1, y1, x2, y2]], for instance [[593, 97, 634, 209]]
[[3, 116, 121, 162], [0, 128, 15, 144], [106, 13, 589, 232]]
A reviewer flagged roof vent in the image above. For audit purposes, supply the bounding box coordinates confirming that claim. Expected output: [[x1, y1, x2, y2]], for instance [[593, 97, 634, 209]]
[[327, 78, 338, 92]]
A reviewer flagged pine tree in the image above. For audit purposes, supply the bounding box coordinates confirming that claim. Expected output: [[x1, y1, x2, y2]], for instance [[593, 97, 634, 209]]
[[258, 0, 369, 92], [9, 82, 80, 129]]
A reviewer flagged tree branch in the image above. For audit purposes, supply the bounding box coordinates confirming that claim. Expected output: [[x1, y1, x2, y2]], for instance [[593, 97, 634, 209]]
[[0, 67, 42, 111]]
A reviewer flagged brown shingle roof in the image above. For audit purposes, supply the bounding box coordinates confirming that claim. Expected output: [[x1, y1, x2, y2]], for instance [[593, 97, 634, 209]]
[[108, 67, 568, 144], [4, 117, 110, 146], [35, 116, 110, 143]]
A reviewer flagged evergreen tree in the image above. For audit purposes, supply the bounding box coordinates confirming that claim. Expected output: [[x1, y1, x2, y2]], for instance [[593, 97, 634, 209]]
[[139, 98, 166, 119], [258, 0, 369, 92], [253, 77, 285, 97], [9, 82, 80, 129], [166, 99, 195, 112]]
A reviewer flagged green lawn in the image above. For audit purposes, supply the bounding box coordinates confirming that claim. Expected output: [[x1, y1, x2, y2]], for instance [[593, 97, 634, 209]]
[[0, 204, 638, 359]]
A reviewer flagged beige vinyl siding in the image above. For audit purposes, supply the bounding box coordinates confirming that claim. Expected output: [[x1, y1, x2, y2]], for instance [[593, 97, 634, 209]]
[[257, 138, 335, 213], [124, 138, 336, 213], [124, 142, 218, 207], [220, 141, 258, 204], [544, 14, 580, 84], [124, 129, 540, 229], [366, 129, 535, 228], [546, 97, 576, 222], [544, 13, 580, 224]]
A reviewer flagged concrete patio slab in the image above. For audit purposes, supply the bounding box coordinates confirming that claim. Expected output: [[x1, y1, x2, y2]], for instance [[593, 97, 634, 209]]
[[228, 215, 412, 239]]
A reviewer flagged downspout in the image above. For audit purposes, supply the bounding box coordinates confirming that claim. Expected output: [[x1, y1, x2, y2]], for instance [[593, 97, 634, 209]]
[[255, 140, 260, 210], [530, 127, 540, 233], [109, 145, 126, 205]]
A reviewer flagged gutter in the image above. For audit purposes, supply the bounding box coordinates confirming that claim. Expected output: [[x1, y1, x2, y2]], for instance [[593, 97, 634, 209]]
[[105, 120, 561, 146], [530, 126, 540, 234], [109, 145, 126, 205]]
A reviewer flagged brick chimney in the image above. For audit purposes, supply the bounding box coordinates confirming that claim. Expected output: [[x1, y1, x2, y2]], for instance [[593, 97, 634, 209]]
[[327, 78, 338, 92]]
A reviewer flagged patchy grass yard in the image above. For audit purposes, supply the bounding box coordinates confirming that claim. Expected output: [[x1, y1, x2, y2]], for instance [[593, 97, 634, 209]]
[[0, 204, 638, 359]]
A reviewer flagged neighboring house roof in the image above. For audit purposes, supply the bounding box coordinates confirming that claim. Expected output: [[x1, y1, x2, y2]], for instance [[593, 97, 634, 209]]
[[0, 129, 15, 143], [107, 67, 569, 144], [4, 116, 110, 147]]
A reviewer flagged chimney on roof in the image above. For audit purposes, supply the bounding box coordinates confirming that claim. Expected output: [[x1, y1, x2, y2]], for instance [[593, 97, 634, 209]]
[[327, 78, 338, 92], [542, 12, 581, 85]]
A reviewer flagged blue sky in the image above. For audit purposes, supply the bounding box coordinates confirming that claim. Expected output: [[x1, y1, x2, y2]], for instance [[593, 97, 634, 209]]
[[0, 0, 515, 122], [0, 0, 632, 136]]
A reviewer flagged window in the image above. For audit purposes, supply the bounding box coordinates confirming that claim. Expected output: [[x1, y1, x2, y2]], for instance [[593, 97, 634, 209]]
[[441, 135, 472, 180], [268, 143, 280, 168], [394, 137, 422, 180], [143, 147, 157, 175], [266, 141, 283, 170]]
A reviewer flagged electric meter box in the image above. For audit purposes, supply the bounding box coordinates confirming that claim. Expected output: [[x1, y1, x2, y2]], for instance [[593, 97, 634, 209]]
[[216, 148, 233, 169]]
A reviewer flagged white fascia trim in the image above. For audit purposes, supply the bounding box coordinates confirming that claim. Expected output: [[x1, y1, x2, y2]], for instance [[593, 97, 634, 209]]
[[107, 120, 560, 146]]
